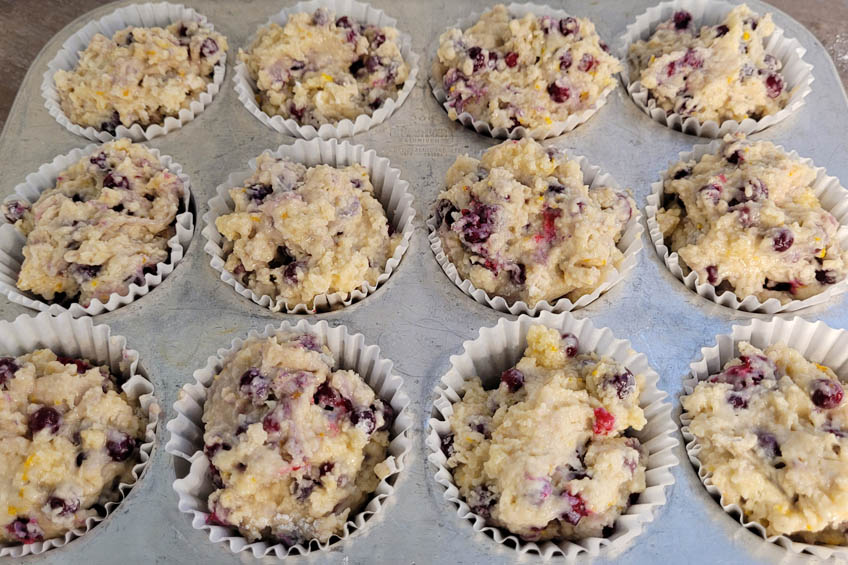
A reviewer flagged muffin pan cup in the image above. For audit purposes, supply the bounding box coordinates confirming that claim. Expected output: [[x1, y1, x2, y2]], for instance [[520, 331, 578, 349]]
[[619, 0, 814, 138], [232, 0, 420, 139], [429, 2, 621, 140], [202, 137, 415, 314], [681, 316, 848, 560], [0, 312, 160, 557], [426, 311, 679, 559], [165, 318, 412, 558], [0, 143, 195, 317], [41, 2, 227, 142], [645, 138, 848, 313], [427, 151, 643, 315]]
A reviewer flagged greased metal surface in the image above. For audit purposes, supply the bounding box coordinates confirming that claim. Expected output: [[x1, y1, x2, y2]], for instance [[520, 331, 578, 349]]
[[1, 1, 847, 563]]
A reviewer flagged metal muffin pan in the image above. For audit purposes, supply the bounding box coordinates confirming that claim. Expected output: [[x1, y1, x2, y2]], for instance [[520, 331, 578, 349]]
[[1, 0, 846, 563]]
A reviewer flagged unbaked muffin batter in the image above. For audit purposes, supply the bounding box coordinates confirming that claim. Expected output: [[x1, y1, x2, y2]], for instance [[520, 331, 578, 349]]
[[656, 136, 848, 303], [0, 349, 146, 545], [54, 21, 227, 133], [442, 325, 647, 541], [434, 138, 634, 306], [2, 139, 184, 307], [215, 154, 399, 308], [240, 8, 409, 126], [433, 4, 620, 130], [201, 332, 393, 544], [683, 342, 848, 545], [628, 5, 789, 123]]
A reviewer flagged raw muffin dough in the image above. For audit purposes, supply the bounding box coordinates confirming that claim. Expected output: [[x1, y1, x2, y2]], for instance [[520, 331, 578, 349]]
[[656, 135, 848, 303], [202, 332, 393, 544], [434, 138, 634, 305], [2, 139, 184, 307], [442, 325, 647, 541], [0, 350, 145, 545], [215, 154, 400, 308], [240, 8, 409, 126], [54, 21, 227, 133], [683, 342, 848, 544], [432, 4, 620, 130], [628, 4, 789, 123]]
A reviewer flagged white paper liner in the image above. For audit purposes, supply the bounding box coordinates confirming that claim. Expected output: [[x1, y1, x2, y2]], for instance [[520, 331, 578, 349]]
[[0, 143, 194, 317], [645, 138, 848, 313], [429, 2, 620, 140], [165, 319, 412, 557], [41, 2, 227, 142], [202, 137, 414, 313], [426, 311, 679, 559], [233, 0, 419, 140], [681, 317, 848, 560], [427, 151, 643, 315], [619, 0, 814, 138], [0, 311, 160, 557]]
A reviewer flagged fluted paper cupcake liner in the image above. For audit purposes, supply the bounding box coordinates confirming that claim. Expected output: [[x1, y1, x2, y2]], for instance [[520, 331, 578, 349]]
[[165, 319, 412, 558], [619, 0, 813, 138], [0, 312, 159, 557], [202, 137, 414, 313], [428, 151, 642, 315], [646, 139, 848, 313], [233, 0, 419, 139], [681, 317, 848, 559], [429, 2, 619, 140], [0, 144, 194, 317], [42, 2, 226, 142], [426, 311, 678, 559]]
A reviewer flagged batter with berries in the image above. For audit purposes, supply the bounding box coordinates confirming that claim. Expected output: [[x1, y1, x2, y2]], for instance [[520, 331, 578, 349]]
[[201, 332, 393, 544], [0, 350, 146, 546], [683, 342, 848, 545], [656, 136, 848, 303], [628, 4, 789, 123], [434, 138, 634, 306], [433, 4, 620, 131], [441, 325, 647, 541], [240, 8, 409, 126]]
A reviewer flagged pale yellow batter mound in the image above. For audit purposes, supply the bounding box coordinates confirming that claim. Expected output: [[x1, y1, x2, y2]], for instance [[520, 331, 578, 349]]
[[434, 138, 634, 305], [54, 21, 227, 133], [628, 4, 789, 123], [240, 8, 409, 126], [2, 139, 184, 307], [433, 4, 620, 131], [0, 350, 145, 545], [215, 153, 399, 308], [656, 136, 848, 303], [443, 325, 647, 541], [683, 342, 848, 545], [202, 332, 393, 545]]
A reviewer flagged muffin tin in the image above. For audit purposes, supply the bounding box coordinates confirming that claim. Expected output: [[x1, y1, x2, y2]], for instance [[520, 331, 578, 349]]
[[1, 0, 847, 563]]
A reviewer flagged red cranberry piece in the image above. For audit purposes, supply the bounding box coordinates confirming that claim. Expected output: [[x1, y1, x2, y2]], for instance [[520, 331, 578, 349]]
[[455, 200, 498, 244], [559, 50, 573, 70], [547, 80, 571, 103], [6, 517, 43, 543], [0, 357, 19, 389], [440, 433, 455, 458], [29, 407, 62, 435], [48, 496, 80, 516], [665, 61, 677, 77], [103, 173, 129, 190], [313, 382, 352, 413], [756, 431, 782, 459], [369, 97, 383, 110], [538, 207, 561, 244], [298, 334, 321, 351], [727, 393, 748, 409], [673, 10, 692, 30], [604, 370, 635, 399], [262, 412, 281, 433], [283, 262, 301, 284], [561, 491, 589, 525], [500, 368, 525, 392], [206, 507, 229, 526], [245, 183, 273, 202], [505, 51, 519, 68], [734, 205, 754, 228], [681, 48, 702, 69], [765, 73, 784, 98], [319, 462, 335, 476], [508, 263, 526, 286], [706, 265, 719, 285], [578, 53, 597, 72], [364, 55, 381, 72], [200, 38, 218, 57], [239, 368, 270, 403], [467, 47, 486, 72], [203, 441, 231, 459], [89, 152, 108, 170], [715, 24, 729, 37], [672, 167, 691, 180], [816, 270, 837, 285], [289, 104, 305, 121], [559, 17, 579, 36], [100, 111, 121, 135], [335, 16, 352, 28], [352, 409, 376, 433], [57, 356, 91, 374], [106, 431, 136, 461], [810, 378, 844, 409], [561, 333, 579, 357], [698, 184, 722, 205], [292, 477, 318, 501], [593, 407, 615, 434], [726, 150, 744, 165], [468, 485, 497, 519], [371, 31, 386, 49], [771, 228, 794, 252]]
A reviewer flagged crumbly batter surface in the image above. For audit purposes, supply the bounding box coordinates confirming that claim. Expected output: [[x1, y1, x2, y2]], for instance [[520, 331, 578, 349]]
[[442, 325, 647, 541], [434, 138, 634, 305], [202, 332, 393, 544], [433, 4, 620, 130], [683, 342, 848, 544]]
